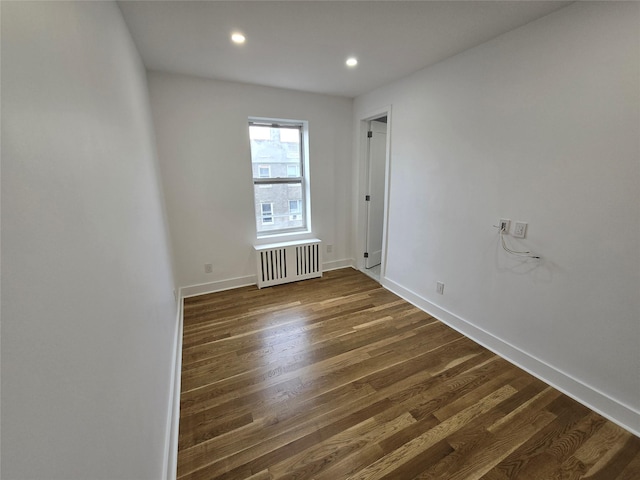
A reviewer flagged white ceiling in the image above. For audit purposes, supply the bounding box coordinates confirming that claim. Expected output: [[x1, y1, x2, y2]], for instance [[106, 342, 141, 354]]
[[118, 1, 572, 98]]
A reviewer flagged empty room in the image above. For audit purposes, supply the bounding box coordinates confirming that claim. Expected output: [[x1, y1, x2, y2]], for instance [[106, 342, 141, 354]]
[[2, 1, 639, 479]]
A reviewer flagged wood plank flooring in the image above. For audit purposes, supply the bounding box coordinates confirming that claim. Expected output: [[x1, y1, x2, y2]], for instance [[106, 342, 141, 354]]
[[178, 268, 640, 479]]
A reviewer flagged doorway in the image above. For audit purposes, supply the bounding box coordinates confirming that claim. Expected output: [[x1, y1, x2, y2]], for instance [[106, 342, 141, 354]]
[[362, 113, 389, 282]]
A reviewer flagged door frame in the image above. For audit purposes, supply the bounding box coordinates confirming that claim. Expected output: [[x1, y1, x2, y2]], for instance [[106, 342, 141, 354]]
[[356, 105, 392, 281]]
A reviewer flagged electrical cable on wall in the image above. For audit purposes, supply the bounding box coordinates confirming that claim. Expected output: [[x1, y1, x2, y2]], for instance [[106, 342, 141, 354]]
[[493, 224, 541, 259]]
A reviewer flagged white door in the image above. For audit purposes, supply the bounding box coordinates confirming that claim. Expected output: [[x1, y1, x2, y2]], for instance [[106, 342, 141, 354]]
[[365, 119, 387, 269]]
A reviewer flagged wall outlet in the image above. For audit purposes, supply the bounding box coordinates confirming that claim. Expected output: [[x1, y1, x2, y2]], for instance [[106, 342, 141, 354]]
[[499, 218, 511, 234], [513, 222, 527, 238], [204, 263, 213, 273], [436, 281, 445, 295], [326, 244, 333, 254]]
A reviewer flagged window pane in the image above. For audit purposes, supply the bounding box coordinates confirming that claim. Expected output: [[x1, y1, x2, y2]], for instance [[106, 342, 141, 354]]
[[254, 183, 303, 232], [258, 165, 271, 178], [289, 199, 302, 220], [289, 200, 301, 213], [249, 125, 270, 140], [250, 125, 301, 179], [286, 164, 299, 177], [279, 128, 299, 143], [260, 202, 273, 224]]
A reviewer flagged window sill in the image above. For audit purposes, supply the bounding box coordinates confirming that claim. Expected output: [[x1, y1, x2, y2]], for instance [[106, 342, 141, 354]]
[[255, 229, 315, 245]]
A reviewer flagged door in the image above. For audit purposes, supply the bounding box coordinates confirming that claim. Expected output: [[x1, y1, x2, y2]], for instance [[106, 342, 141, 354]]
[[365, 119, 387, 269]]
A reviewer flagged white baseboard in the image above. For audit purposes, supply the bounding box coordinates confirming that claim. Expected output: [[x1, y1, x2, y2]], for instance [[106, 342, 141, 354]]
[[162, 297, 183, 480], [382, 276, 640, 437], [180, 275, 257, 298], [323, 258, 355, 271], [180, 261, 355, 300]]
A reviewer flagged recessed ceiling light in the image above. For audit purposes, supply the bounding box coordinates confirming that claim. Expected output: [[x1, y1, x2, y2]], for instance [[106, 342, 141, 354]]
[[231, 32, 246, 44], [346, 57, 358, 67]]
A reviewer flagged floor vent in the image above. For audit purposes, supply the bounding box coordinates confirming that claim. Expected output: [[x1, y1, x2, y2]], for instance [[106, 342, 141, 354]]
[[255, 239, 322, 288]]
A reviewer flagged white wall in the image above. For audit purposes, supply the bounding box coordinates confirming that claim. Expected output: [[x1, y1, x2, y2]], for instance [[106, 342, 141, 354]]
[[1, 2, 177, 479], [147, 72, 354, 292], [354, 2, 639, 432]]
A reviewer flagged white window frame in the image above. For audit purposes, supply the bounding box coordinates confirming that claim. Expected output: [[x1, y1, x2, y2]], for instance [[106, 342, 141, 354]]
[[249, 118, 311, 237]]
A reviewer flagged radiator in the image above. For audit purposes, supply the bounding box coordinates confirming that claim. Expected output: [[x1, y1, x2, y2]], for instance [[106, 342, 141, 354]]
[[254, 238, 322, 288]]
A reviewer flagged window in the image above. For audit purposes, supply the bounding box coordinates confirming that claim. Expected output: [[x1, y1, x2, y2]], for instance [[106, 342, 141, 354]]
[[249, 119, 309, 235], [286, 164, 299, 177], [260, 203, 273, 225], [258, 165, 271, 178], [289, 200, 302, 220]]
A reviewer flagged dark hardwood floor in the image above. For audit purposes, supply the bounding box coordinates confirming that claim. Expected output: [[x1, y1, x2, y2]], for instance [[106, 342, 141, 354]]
[[177, 268, 640, 479]]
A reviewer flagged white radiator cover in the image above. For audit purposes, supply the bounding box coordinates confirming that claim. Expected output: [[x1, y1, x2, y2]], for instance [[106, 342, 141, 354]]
[[254, 238, 322, 288]]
